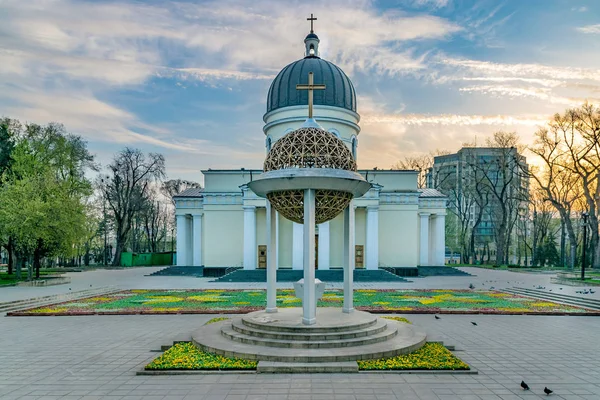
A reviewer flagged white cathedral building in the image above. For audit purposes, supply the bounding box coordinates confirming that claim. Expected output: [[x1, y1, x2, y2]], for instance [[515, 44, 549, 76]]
[[174, 28, 447, 271]]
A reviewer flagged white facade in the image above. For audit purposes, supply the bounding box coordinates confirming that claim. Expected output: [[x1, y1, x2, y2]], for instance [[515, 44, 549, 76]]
[[175, 171, 447, 268]]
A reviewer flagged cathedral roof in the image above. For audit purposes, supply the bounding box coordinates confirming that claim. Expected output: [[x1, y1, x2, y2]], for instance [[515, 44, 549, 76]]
[[265, 34, 357, 115]]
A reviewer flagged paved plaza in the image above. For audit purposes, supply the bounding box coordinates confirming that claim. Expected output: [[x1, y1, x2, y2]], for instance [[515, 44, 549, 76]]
[[1, 267, 599, 399]]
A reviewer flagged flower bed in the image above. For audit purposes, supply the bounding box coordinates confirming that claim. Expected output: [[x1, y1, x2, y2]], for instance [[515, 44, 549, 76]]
[[145, 342, 257, 371], [8, 288, 595, 316], [357, 343, 469, 371], [144, 342, 468, 372]]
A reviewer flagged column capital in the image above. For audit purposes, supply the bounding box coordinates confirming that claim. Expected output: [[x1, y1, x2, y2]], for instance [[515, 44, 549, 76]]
[[190, 211, 204, 217], [366, 205, 379, 211], [243, 205, 257, 211], [419, 212, 431, 217]]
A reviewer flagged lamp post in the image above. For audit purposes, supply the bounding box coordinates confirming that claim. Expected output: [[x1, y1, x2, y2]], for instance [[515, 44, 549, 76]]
[[582, 212, 589, 281], [100, 176, 109, 266]]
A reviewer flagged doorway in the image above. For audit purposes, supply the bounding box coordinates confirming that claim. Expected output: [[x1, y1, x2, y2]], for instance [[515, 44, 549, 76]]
[[258, 245, 267, 269]]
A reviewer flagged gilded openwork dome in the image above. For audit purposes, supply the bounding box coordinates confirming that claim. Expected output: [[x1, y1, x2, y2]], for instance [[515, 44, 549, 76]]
[[264, 127, 357, 224], [264, 127, 356, 172]]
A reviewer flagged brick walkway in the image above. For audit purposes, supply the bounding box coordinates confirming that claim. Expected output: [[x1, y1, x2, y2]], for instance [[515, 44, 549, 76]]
[[0, 312, 598, 399]]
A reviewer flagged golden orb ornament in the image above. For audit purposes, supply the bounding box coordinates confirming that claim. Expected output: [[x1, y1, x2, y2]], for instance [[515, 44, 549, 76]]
[[263, 127, 357, 224]]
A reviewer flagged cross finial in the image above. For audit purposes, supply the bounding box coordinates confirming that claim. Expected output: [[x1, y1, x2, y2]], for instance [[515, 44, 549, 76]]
[[307, 13, 317, 33], [296, 72, 326, 119]]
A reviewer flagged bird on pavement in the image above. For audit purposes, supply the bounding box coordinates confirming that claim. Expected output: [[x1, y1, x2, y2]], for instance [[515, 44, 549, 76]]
[[520, 381, 530, 390], [559, 288, 563, 290], [544, 387, 553, 395], [469, 283, 475, 289], [471, 321, 478, 326], [591, 290, 596, 294], [435, 315, 441, 320]]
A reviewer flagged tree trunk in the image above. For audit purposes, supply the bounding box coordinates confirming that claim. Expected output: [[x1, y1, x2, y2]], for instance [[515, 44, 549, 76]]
[[496, 230, 506, 266], [7, 236, 14, 275], [560, 221, 566, 267], [33, 242, 42, 279], [113, 241, 124, 266]]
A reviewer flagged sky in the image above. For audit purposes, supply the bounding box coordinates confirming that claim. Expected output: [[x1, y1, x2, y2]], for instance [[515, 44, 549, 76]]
[[1, 0, 599, 184]]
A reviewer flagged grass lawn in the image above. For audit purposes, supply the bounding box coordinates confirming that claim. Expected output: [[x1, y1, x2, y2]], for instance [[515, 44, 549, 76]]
[[9, 288, 594, 315]]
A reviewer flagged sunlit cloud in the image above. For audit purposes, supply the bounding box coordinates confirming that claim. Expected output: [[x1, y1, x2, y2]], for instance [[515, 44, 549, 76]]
[[577, 24, 600, 34]]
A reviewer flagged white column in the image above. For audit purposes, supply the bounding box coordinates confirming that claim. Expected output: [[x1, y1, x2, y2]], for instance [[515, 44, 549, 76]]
[[318, 222, 330, 270], [292, 222, 303, 270], [366, 205, 379, 270], [243, 206, 257, 270], [176, 215, 189, 266], [303, 189, 316, 325], [419, 212, 430, 266], [434, 214, 446, 265], [343, 201, 355, 313], [275, 211, 279, 270], [192, 214, 202, 266], [266, 201, 277, 313]]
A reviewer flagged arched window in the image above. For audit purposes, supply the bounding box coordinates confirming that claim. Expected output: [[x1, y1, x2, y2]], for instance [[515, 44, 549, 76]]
[[328, 128, 341, 138], [266, 136, 272, 152], [351, 136, 357, 159]]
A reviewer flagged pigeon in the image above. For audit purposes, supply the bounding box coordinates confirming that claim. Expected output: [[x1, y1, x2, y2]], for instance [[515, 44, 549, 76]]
[[471, 321, 478, 326], [544, 387, 553, 395], [435, 315, 441, 320], [490, 286, 495, 290], [549, 289, 553, 292], [591, 290, 596, 294], [469, 283, 475, 289], [68, 288, 72, 291], [559, 288, 563, 290], [521, 381, 530, 390], [583, 290, 590, 295]]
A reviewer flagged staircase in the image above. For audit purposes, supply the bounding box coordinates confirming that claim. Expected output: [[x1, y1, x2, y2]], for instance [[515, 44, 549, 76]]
[[192, 308, 426, 373], [212, 269, 408, 283], [501, 287, 600, 310], [2, 287, 119, 315]]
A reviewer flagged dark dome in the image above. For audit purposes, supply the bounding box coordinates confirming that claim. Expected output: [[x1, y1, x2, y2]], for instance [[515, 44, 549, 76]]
[[305, 32, 319, 40], [266, 57, 357, 114]]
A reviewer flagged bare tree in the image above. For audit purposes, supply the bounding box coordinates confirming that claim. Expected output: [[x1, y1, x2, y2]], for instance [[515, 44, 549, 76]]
[[473, 132, 528, 265], [161, 179, 202, 205], [545, 104, 600, 268], [392, 150, 450, 189], [101, 148, 165, 266], [528, 125, 583, 268]]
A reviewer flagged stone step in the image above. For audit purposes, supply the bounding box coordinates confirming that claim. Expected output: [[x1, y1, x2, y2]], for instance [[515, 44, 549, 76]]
[[1, 287, 119, 313], [502, 288, 600, 310], [241, 311, 378, 334], [257, 361, 358, 373], [222, 320, 398, 349], [231, 318, 389, 341], [510, 287, 600, 306], [193, 318, 426, 363]]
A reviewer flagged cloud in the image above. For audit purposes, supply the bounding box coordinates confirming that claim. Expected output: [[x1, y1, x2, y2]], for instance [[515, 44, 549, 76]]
[[440, 58, 600, 81], [577, 24, 600, 34], [361, 112, 548, 126], [572, 6, 588, 12], [410, 0, 450, 9]]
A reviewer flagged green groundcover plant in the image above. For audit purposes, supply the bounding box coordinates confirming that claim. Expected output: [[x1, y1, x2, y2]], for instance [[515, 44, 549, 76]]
[[16, 288, 590, 315]]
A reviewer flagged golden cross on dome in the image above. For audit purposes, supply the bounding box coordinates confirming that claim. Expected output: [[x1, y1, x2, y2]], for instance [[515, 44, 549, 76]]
[[307, 13, 317, 33], [296, 72, 326, 119]]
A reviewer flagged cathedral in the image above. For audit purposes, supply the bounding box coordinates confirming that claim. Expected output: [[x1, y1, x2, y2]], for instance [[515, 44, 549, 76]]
[[174, 24, 447, 271]]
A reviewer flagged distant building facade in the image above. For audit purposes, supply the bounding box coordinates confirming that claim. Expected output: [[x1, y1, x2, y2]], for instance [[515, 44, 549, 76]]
[[427, 147, 529, 263]]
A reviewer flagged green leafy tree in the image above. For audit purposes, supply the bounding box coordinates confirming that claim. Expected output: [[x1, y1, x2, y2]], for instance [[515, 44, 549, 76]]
[[0, 122, 94, 278]]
